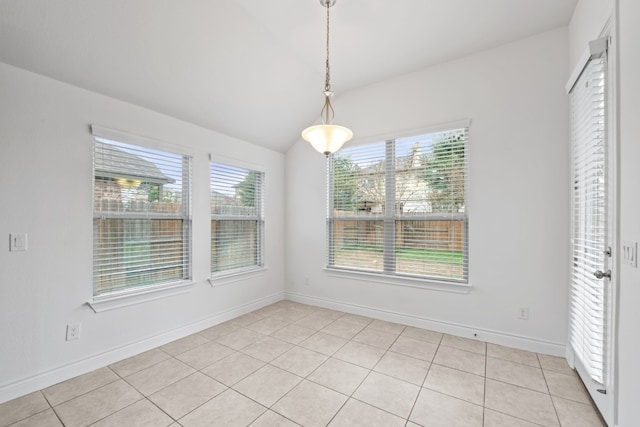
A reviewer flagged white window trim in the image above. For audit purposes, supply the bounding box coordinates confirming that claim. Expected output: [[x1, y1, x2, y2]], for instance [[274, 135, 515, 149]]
[[91, 125, 195, 156], [325, 267, 471, 294], [89, 125, 194, 311], [86, 280, 196, 313], [342, 119, 471, 149], [208, 153, 266, 174], [208, 266, 268, 288]]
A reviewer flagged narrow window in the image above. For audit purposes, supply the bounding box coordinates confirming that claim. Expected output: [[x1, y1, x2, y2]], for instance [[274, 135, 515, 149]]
[[93, 136, 192, 296], [210, 162, 264, 275], [569, 53, 607, 385]]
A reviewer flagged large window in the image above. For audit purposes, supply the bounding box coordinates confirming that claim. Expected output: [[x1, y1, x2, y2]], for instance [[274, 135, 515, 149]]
[[210, 162, 264, 275], [328, 126, 468, 283], [93, 132, 192, 296]]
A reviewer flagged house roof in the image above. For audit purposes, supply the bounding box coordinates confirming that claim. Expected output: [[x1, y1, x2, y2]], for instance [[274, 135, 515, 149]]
[[94, 141, 174, 185]]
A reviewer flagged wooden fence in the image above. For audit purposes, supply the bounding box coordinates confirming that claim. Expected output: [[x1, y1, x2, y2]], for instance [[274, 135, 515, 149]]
[[333, 219, 465, 252]]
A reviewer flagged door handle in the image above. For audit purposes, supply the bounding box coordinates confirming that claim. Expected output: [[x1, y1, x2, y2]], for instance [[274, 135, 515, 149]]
[[594, 270, 612, 280]]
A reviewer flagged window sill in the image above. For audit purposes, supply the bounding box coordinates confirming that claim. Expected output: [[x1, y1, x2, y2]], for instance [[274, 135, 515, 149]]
[[87, 280, 196, 313], [208, 267, 268, 288], [324, 268, 471, 294]]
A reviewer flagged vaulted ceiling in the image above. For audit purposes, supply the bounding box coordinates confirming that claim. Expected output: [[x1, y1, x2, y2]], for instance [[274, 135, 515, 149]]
[[0, 0, 577, 152]]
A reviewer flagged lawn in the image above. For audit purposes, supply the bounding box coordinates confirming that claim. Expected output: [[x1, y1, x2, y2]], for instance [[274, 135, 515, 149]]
[[341, 245, 463, 264]]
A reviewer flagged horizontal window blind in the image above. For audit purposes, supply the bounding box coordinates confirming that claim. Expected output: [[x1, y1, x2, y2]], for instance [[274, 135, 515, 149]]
[[211, 162, 264, 274], [93, 137, 192, 296], [569, 56, 606, 384], [329, 128, 468, 282]]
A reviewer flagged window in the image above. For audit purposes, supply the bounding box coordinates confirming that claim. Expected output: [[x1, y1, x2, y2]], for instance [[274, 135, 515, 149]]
[[328, 126, 468, 283], [93, 131, 192, 297], [210, 162, 264, 275]]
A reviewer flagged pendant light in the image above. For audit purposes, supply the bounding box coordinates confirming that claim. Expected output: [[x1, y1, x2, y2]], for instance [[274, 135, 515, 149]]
[[301, 0, 353, 156]]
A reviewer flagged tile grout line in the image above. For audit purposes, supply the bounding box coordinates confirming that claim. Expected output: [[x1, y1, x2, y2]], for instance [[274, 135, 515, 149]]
[[485, 407, 548, 427], [207, 306, 348, 425], [425, 337, 489, 412], [45, 366, 139, 426], [36, 391, 65, 427], [270, 315, 406, 424], [264, 314, 366, 425], [120, 327, 243, 426], [109, 347, 173, 379], [324, 324, 407, 426], [405, 332, 443, 426], [540, 352, 562, 426]]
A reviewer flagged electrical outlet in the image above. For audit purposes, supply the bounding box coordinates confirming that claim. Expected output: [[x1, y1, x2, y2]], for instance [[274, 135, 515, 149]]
[[518, 307, 529, 320], [66, 323, 81, 341], [622, 241, 638, 268]]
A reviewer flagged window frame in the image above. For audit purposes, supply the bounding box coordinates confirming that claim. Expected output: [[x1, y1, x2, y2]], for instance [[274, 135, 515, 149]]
[[88, 125, 194, 312], [209, 156, 266, 281], [326, 121, 470, 287]]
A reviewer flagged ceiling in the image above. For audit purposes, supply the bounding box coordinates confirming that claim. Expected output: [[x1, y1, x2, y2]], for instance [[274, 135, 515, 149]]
[[0, 0, 577, 152]]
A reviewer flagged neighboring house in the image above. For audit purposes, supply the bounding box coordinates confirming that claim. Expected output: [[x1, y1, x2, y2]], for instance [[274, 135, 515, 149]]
[[94, 140, 175, 211], [352, 143, 431, 215]]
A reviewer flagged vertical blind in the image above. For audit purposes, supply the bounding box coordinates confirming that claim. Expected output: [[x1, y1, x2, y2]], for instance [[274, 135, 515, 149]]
[[328, 127, 468, 282], [569, 55, 607, 384], [93, 137, 192, 296], [210, 162, 264, 274]]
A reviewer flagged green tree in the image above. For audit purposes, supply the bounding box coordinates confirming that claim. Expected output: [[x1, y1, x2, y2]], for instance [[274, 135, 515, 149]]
[[333, 157, 358, 212], [235, 171, 257, 207], [148, 184, 159, 202], [422, 131, 466, 212], [147, 184, 179, 203]]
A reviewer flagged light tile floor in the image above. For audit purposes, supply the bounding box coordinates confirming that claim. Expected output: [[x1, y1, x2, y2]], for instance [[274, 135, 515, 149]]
[[0, 301, 606, 427]]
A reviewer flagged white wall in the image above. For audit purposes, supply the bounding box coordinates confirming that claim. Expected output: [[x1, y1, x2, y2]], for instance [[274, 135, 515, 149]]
[[616, 1, 640, 425], [286, 28, 570, 354], [568, 0, 613, 68], [0, 62, 286, 403]]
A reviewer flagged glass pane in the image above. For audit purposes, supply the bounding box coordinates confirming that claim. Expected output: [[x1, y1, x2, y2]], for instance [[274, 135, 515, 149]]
[[211, 220, 258, 272], [94, 138, 187, 215], [396, 129, 467, 215], [332, 141, 386, 216], [395, 220, 465, 280], [330, 220, 384, 272], [211, 163, 262, 216], [94, 218, 185, 295]]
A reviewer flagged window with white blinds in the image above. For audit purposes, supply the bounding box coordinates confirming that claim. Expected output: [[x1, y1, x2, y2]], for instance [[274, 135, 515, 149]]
[[328, 127, 468, 283], [210, 162, 264, 275], [93, 135, 192, 296], [569, 55, 607, 384]]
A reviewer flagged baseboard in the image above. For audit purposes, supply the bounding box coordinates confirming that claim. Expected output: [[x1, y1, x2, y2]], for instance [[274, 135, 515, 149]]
[[286, 291, 566, 357], [0, 292, 284, 404]]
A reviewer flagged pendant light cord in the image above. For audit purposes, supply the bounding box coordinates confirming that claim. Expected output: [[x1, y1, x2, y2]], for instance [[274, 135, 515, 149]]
[[321, 1, 335, 125], [324, 1, 331, 93], [300, 0, 353, 155]]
